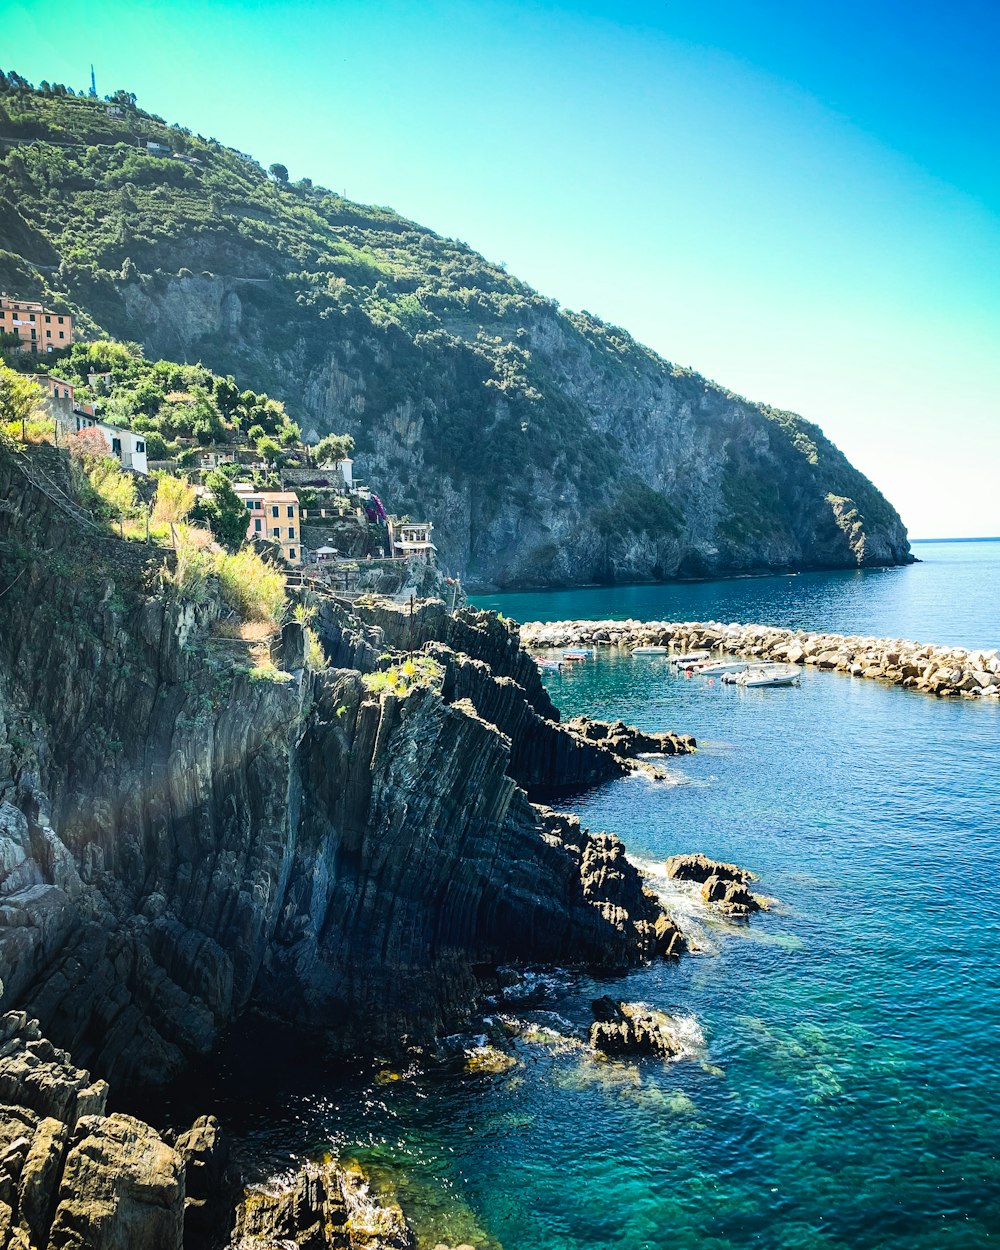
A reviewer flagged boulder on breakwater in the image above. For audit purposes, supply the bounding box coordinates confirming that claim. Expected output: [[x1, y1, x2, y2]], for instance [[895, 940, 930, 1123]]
[[519, 619, 1000, 700]]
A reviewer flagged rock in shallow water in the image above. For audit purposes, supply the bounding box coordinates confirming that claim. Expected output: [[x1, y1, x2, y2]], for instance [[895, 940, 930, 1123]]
[[664, 853, 755, 886], [700, 874, 762, 917], [589, 997, 684, 1061], [230, 1159, 412, 1249]]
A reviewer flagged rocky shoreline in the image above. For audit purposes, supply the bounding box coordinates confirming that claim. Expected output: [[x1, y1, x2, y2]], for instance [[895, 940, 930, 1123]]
[[1, 443, 718, 1249], [520, 618, 1000, 699]]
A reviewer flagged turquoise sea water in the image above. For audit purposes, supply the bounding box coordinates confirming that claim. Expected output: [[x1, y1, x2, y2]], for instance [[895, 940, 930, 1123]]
[[169, 542, 1000, 1248]]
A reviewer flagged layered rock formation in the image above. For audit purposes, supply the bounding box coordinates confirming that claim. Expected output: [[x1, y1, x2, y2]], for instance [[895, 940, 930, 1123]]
[[520, 619, 1000, 699], [0, 441, 698, 1246], [0, 444, 684, 1077]]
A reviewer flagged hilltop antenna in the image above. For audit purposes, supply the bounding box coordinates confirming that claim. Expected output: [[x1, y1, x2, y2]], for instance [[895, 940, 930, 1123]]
[[90, 65, 97, 97]]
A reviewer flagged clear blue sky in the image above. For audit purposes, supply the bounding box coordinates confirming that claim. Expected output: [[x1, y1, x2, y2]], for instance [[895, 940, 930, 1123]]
[[7, 0, 999, 537]]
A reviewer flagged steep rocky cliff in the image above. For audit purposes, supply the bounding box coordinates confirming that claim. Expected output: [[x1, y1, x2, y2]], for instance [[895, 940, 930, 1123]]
[[0, 439, 694, 1241], [0, 443, 676, 1092], [0, 84, 912, 588]]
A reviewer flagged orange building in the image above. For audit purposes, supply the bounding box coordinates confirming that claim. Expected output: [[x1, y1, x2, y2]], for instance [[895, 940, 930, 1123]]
[[232, 484, 302, 565], [0, 294, 73, 354]]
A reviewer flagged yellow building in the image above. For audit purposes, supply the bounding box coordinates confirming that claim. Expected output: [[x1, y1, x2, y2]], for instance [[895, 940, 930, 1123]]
[[233, 484, 302, 565], [0, 294, 73, 354]]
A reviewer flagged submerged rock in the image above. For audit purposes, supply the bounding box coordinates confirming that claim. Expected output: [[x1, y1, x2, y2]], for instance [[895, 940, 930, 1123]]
[[588, 997, 684, 1061]]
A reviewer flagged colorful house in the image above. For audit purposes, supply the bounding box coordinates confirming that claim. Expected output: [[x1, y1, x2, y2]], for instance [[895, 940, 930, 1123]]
[[0, 294, 73, 354], [232, 484, 302, 565]]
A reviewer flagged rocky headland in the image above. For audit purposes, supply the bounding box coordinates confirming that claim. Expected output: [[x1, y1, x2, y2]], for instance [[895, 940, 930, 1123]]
[[520, 619, 1000, 699], [0, 442, 707, 1247]]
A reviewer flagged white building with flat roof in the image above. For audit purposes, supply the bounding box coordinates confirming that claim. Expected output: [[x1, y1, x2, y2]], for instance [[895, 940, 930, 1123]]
[[62, 411, 148, 475]]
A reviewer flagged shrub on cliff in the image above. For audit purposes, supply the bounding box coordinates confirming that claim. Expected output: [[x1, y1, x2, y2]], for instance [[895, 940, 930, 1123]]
[[362, 654, 443, 697], [216, 547, 286, 625]]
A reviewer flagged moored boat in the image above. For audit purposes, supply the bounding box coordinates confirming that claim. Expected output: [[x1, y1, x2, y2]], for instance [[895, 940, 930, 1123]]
[[692, 659, 750, 677], [534, 656, 564, 673], [669, 650, 711, 667], [632, 645, 670, 655], [723, 664, 800, 688]]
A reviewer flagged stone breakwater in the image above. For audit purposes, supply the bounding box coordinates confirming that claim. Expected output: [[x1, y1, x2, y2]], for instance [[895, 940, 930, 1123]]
[[520, 619, 1000, 699]]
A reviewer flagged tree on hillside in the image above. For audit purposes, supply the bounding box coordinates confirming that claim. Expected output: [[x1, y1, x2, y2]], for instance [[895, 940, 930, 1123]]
[[256, 436, 285, 467], [214, 375, 239, 416], [314, 433, 355, 466], [0, 366, 43, 439], [201, 468, 248, 550], [152, 473, 196, 547], [110, 89, 137, 110], [268, 163, 289, 184], [68, 426, 111, 460]]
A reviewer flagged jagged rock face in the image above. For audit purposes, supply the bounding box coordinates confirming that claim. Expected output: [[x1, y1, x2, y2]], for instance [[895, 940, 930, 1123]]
[[0, 1012, 185, 1250], [0, 447, 671, 1090], [588, 997, 683, 1061], [315, 599, 671, 794]]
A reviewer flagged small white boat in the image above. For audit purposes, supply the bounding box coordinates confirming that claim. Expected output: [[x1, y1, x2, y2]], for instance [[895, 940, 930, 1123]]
[[563, 648, 593, 659], [534, 657, 564, 673], [632, 645, 670, 655], [728, 664, 800, 688], [669, 650, 711, 668], [692, 660, 749, 677]]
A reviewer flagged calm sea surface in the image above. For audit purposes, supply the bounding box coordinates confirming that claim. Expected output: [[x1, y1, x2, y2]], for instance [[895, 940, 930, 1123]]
[[473, 538, 1000, 650], [169, 541, 1000, 1249]]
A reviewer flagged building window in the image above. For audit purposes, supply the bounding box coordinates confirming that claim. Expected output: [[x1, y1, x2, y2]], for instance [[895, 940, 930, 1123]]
[[46, 330, 51, 338], [30, 329, 36, 339], [288, 527, 295, 540], [45, 315, 51, 323], [112, 438, 122, 455], [58, 316, 64, 324], [245, 501, 254, 511], [58, 332, 64, 340], [271, 505, 279, 518], [289, 548, 296, 560], [136, 441, 145, 453], [273, 527, 281, 539], [254, 519, 262, 532], [287, 505, 294, 517], [29, 314, 35, 322]]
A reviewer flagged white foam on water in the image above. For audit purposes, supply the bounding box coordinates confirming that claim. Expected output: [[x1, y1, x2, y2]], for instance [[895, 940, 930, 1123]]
[[629, 856, 725, 953]]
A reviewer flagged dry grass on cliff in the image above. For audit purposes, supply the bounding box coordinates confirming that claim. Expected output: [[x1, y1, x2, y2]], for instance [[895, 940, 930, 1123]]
[[216, 547, 286, 625]]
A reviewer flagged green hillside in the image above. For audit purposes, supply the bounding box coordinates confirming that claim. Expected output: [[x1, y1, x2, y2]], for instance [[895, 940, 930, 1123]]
[[0, 70, 911, 586]]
